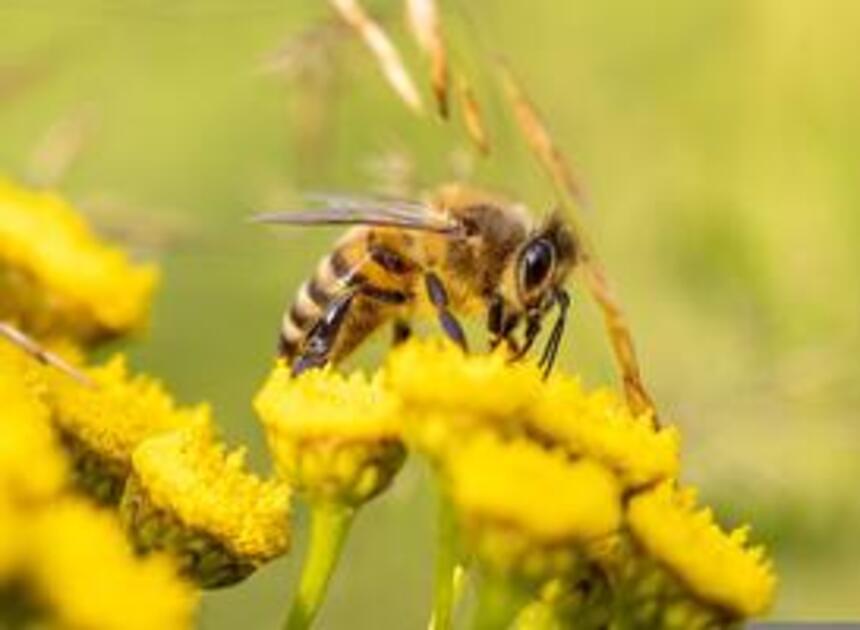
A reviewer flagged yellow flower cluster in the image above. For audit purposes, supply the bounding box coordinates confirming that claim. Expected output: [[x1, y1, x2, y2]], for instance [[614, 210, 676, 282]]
[[255, 362, 405, 506], [1, 343, 198, 629], [124, 416, 291, 586], [628, 483, 776, 618], [381, 339, 774, 624], [0, 178, 158, 343]]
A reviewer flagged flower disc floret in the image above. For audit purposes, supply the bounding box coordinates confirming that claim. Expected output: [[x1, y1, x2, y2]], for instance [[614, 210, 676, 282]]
[[255, 363, 404, 505], [627, 482, 776, 617]]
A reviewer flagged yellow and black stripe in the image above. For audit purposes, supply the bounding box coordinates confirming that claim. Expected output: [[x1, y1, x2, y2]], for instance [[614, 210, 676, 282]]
[[278, 246, 357, 359]]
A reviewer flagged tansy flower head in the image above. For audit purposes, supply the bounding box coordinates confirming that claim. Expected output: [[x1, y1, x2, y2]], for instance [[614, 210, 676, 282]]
[[122, 416, 292, 588], [384, 339, 678, 489], [626, 482, 776, 620], [0, 178, 158, 344], [383, 340, 545, 456], [385, 339, 543, 418], [528, 375, 680, 489], [25, 498, 197, 630], [444, 434, 622, 581], [255, 362, 405, 506], [37, 354, 197, 504]]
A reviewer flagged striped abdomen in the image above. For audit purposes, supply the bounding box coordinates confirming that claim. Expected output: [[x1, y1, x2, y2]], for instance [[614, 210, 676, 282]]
[[277, 227, 420, 363]]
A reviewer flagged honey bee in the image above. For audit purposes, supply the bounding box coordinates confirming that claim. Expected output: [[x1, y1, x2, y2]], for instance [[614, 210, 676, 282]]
[[255, 184, 578, 377]]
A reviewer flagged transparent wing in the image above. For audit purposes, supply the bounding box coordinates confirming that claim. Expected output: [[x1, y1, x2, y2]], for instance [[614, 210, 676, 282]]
[[252, 192, 461, 234]]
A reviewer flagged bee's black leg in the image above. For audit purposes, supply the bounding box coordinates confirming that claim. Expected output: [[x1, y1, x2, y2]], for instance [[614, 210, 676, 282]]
[[291, 290, 358, 377], [391, 318, 412, 346], [487, 295, 522, 354], [424, 272, 468, 351], [538, 290, 570, 379], [487, 295, 504, 350], [509, 316, 541, 362]]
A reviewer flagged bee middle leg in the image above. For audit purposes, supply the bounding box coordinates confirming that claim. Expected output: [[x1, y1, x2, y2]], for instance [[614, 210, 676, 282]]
[[424, 272, 468, 351]]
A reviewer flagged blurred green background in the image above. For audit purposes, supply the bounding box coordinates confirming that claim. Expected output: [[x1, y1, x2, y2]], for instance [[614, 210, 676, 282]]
[[2, 0, 859, 626]]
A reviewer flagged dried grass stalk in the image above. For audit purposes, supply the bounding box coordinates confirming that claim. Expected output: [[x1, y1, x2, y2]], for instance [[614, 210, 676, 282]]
[[458, 76, 490, 155], [331, 0, 424, 114], [498, 62, 657, 421], [406, 0, 449, 117]]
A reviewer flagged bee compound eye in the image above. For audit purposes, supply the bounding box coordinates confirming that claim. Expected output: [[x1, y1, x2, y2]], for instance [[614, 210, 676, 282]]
[[520, 238, 555, 292]]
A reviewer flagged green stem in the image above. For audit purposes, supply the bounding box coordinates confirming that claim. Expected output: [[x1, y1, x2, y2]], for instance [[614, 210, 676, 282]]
[[429, 495, 462, 630], [472, 573, 530, 630], [284, 502, 355, 630]]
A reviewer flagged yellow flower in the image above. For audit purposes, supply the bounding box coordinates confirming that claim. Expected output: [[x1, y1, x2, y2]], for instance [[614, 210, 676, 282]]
[[27, 498, 197, 630], [627, 482, 776, 618], [0, 178, 158, 344], [255, 362, 405, 506], [0, 346, 67, 504], [37, 354, 197, 503], [385, 340, 678, 490], [385, 339, 543, 420], [123, 416, 292, 588], [445, 434, 622, 580], [529, 375, 680, 489]]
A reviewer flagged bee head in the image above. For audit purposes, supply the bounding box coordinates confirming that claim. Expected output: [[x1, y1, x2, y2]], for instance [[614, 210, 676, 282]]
[[514, 212, 577, 313]]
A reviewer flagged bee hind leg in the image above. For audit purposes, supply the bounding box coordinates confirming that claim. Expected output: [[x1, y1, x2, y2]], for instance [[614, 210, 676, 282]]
[[291, 289, 358, 377], [424, 272, 468, 351]]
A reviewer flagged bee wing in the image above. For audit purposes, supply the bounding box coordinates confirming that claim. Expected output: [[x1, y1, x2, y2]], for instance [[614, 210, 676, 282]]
[[252, 192, 461, 234]]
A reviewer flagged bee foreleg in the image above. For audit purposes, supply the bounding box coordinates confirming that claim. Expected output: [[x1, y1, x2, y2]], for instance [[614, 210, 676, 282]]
[[538, 290, 571, 379], [509, 317, 541, 363], [487, 295, 521, 355], [424, 272, 468, 351], [291, 289, 358, 377]]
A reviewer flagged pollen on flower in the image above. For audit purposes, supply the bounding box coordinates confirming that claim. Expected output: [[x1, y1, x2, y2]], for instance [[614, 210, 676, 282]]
[[446, 435, 622, 545], [627, 482, 776, 618], [529, 375, 680, 488], [0, 178, 158, 343], [28, 498, 197, 630], [384, 338, 544, 420], [256, 361, 400, 439], [129, 415, 291, 563], [36, 354, 197, 502], [255, 362, 405, 505]]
